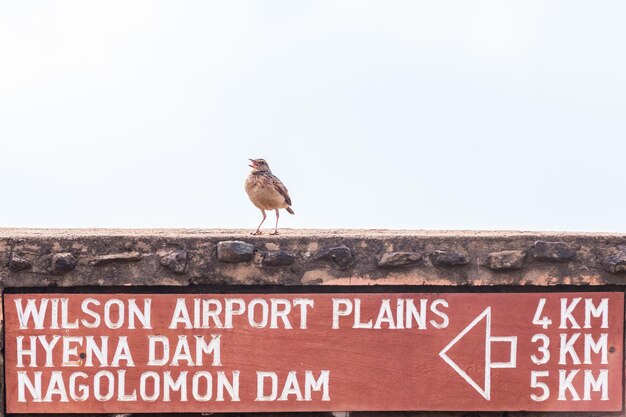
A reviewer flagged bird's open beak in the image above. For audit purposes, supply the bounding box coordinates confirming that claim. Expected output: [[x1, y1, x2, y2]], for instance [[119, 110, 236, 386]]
[[248, 159, 257, 169]]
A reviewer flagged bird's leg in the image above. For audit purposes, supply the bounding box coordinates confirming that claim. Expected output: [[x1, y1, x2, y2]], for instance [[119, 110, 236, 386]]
[[270, 209, 280, 235], [253, 210, 267, 235]]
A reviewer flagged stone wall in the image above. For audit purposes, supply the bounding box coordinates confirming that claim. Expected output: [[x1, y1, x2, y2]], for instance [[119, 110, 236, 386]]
[[1, 229, 625, 417]]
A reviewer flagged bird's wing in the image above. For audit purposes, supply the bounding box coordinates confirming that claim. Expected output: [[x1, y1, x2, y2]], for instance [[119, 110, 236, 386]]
[[271, 174, 292, 206]]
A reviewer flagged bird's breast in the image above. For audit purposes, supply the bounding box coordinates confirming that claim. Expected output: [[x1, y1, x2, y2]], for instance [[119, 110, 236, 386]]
[[245, 174, 287, 210]]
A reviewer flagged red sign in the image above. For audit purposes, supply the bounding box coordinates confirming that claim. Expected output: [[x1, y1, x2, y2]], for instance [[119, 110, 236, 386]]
[[3, 292, 624, 413]]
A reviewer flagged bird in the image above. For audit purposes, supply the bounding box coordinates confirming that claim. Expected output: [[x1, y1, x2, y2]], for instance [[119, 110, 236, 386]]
[[245, 158, 294, 235]]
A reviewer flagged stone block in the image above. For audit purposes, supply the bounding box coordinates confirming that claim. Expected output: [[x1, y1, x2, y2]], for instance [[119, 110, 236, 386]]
[[217, 241, 255, 263]]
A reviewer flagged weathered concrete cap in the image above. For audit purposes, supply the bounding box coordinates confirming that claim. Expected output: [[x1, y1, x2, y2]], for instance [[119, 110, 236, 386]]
[[50, 252, 77, 274], [603, 246, 626, 273], [8, 252, 31, 271], [159, 249, 188, 274], [314, 245, 353, 267], [378, 252, 422, 268], [263, 251, 296, 267], [533, 241, 577, 261], [486, 250, 527, 270], [217, 241, 255, 263], [430, 250, 470, 266]]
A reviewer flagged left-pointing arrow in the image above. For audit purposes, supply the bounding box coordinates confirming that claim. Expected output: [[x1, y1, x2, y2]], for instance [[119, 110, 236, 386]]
[[439, 307, 517, 401]]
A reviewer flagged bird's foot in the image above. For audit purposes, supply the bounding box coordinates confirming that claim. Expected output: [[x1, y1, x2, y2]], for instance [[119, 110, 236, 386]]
[[252, 231, 263, 235], [270, 231, 279, 235]]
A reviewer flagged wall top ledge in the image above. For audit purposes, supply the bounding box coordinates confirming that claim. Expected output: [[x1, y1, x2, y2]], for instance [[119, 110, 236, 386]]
[[1, 228, 625, 239], [1, 228, 625, 288]]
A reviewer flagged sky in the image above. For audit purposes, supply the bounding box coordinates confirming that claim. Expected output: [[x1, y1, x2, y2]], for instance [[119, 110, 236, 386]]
[[1, 1, 625, 231]]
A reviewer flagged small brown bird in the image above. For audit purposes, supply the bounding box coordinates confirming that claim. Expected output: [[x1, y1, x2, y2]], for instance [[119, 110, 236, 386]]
[[245, 158, 294, 235]]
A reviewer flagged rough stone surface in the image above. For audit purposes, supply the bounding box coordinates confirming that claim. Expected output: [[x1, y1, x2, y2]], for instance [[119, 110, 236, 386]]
[[603, 246, 626, 273], [486, 250, 527, 270], [263, 251, 295, 267], [217, 241, 255, 263], [50, 252, 77, 274], [88, 251, 142, 266], [378, 252, 422, 268], [314, 245, 353, 267], [159, 249, 188, 274], [8, 252, 31, 271], [533, 241, 577, 261], [430, 250, 470, 266], [0, 229, 624, 287]]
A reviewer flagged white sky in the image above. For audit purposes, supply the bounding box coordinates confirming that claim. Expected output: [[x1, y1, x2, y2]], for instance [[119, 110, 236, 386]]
[[1, 1, 625, 231]]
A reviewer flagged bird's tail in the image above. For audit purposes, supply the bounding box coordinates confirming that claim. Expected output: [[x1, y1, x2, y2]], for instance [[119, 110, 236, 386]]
[[286, 207, 295, 215]]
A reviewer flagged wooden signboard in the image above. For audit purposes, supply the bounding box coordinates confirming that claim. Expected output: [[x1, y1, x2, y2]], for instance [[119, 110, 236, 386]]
[[3, 292, 624, 413]]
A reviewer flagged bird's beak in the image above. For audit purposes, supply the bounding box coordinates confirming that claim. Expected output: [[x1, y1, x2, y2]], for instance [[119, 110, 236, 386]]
[[248, 159, 257, 168]]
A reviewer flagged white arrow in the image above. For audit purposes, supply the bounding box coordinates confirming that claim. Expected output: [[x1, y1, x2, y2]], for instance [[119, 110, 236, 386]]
[[439, 307, 517, 401]]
